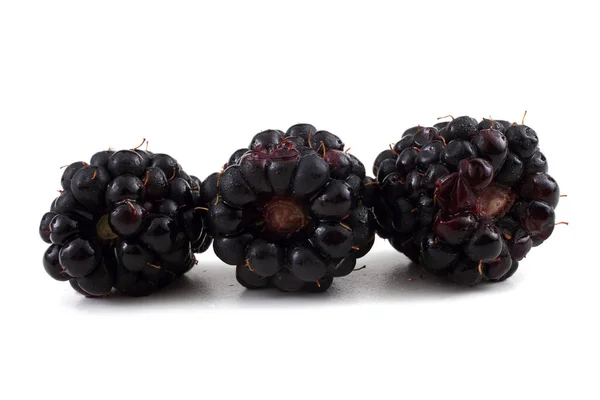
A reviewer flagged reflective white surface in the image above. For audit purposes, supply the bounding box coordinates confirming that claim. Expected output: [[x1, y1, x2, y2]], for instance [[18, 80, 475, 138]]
[[1, 0, 596, 398]]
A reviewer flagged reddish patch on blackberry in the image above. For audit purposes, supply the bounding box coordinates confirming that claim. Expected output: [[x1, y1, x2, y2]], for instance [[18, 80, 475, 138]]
[[206, 124, 375, 292], [373, 115, 561, 285]]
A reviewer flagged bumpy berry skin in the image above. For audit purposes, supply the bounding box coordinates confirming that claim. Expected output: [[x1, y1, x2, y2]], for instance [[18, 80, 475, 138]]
[[206, 124, 375, 292], [39, 144, 211, 297], [373, 117, 560, 285]]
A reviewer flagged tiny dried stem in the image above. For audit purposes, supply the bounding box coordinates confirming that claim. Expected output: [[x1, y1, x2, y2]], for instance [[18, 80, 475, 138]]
[[133, 138, 147, 151], [168, 168, 177, 181], [125, 199, 137, 213], [319, 141, 327, 159], [339, 222, 353, 231]]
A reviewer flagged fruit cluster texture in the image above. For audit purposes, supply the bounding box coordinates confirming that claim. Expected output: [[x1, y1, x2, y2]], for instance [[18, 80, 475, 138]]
[[39, 116, 561, 297], [372, 116, 559, 285], [39, 145, 211, 297], [203, 124, 375, 292]]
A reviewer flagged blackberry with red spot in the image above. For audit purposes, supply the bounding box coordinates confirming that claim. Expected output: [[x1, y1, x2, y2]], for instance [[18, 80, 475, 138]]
[[38, 141, 211, 297], [205, 124, 375, 292], [372, 116, 561, 284]]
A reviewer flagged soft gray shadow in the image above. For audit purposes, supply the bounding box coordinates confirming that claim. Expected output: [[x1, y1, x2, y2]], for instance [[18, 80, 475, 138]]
[[72, 249, 520, 310], [72, 263, 232, 310]]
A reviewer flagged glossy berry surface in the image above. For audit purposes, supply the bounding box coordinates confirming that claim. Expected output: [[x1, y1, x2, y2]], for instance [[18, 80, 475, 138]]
[[372, 117, 560, 285], [205, 124, 375, 292], [39, 140, 211, 297]]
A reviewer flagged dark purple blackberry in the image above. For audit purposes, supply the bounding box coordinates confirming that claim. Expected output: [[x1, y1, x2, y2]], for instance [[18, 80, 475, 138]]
[[38, 140, 211, 297], [205, 124, 375, 292], [372, 116, 561, 285]]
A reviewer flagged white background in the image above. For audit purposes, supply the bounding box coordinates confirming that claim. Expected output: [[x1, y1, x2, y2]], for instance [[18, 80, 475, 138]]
[[0, 1, 597, 399]]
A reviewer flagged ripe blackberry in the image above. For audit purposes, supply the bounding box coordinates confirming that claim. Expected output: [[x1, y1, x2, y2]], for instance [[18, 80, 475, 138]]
[[205, 124, 375, 292], [373, 115, 562, 285], [39, 140, 211, 297]]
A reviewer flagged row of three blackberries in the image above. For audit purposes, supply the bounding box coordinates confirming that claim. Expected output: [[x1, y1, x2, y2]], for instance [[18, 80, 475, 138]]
[[39, 118, 561, 296]]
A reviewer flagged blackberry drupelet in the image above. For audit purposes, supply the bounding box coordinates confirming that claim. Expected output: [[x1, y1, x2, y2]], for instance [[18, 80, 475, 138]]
[[205, 124, 375, 292], [39, 140, 211, 297], [372, 115, 561, 285]]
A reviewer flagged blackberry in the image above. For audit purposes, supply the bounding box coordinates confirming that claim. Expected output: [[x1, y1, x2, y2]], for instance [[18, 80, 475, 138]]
[[373, 115, 561, 285], [38, 140, 211, 297], [205, 124, 375, 292]]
